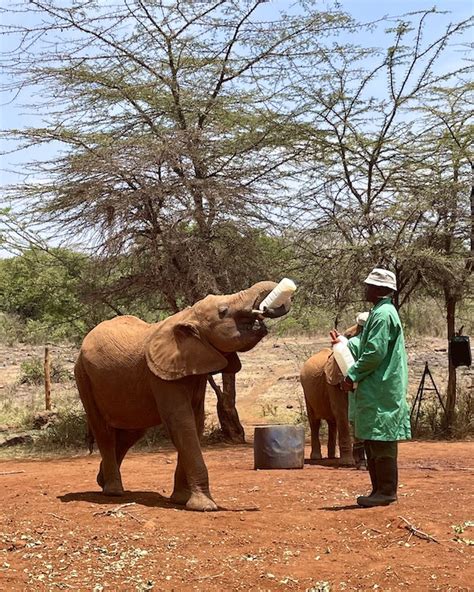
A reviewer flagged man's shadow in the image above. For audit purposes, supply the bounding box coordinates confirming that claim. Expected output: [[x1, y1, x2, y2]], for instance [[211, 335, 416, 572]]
[[319, 504, 363, 511], [58, 490, 259, 512]]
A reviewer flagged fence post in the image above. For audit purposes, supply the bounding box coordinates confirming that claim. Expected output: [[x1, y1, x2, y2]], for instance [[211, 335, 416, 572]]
[[44, 347, 51, 411]]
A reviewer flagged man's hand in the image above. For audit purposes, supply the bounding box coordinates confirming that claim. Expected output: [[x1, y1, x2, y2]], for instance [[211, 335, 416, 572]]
[[340, 376, 354, 392], [329, 329, 341, 344]]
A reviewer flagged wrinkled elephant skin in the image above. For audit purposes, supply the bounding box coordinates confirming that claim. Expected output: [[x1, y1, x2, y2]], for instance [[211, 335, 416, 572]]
[[75, 281, 291, 511]]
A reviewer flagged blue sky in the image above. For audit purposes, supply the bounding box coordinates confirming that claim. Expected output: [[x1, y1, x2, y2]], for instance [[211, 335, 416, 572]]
[[0, 1, 472, 191]]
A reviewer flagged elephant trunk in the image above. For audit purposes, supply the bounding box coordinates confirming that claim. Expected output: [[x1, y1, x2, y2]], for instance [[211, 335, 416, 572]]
[[245, 281, 292, 319]]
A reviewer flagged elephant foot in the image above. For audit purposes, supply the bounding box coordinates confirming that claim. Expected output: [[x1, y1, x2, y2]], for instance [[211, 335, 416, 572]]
[[102, 478, 125, 497], [97, 468, 104, 488], [310, 451, 322, 460], [338, 455, 355, 467], [169, 489, 191, 506], [185, 491, 218, 512]]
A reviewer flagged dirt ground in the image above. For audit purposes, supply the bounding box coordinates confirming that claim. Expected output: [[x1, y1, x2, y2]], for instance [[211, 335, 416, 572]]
[[0, 442, 473, 591], [0, 335, 473, 591]]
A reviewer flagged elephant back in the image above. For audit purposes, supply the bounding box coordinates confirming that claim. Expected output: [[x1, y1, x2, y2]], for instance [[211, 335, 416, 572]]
[[80, 315, 152, 371], [300, 348, 332, 380], [300, 348, 334, 419]]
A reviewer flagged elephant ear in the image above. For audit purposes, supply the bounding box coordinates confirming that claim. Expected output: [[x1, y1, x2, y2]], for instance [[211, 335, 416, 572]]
[[324, 353, 344, 386], [146, 318, 228, 381]]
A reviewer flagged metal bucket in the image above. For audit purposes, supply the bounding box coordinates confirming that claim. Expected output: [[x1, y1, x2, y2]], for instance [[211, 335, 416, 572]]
[[253, 425, 305, 469]]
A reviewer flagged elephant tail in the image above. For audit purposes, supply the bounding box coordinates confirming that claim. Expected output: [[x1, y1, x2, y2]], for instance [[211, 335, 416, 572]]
[[75, 353, 96, 455], [86, 424, 95, 454]]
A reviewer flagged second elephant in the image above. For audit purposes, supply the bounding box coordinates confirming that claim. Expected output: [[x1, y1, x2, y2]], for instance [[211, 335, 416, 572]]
[[300, 325, 361, 466]]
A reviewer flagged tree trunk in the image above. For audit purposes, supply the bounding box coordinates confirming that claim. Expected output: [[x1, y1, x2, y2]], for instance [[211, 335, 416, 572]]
[[444, 294, 457, 435], [207, 374, 245, 443]]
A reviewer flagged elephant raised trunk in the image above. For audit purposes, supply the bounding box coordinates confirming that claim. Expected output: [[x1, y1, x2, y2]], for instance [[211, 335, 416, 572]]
[[75, 279, 292, 511], [246, 280, 292, 319]]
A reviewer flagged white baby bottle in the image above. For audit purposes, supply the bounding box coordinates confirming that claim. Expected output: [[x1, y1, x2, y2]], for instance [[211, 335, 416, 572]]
[[333, 335, 356, 377], [259, 278, 297, 311]]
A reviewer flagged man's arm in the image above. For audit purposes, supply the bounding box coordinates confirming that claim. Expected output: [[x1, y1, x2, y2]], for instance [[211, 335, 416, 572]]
[[346, 314, 390, 384]]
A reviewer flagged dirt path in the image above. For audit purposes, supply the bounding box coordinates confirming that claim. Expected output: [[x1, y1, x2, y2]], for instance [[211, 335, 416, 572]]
[[1, 441, 473, 591]]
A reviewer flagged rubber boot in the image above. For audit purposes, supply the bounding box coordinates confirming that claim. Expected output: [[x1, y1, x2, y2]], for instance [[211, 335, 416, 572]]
[[353, 442, 367, 470], [357, 457, 398, 507], [367, 458, 377, 495]]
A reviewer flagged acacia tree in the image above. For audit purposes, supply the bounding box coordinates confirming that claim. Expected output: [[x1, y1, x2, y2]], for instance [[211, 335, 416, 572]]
[[407, 83, 473, 431], [289, 10, 471, 310], [1, 0, 353, 440], [289, 10, 472, 431]]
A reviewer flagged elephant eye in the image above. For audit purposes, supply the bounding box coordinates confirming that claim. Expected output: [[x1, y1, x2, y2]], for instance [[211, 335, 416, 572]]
[[236, 309, 256, 322], [218, 305, 229, 318]]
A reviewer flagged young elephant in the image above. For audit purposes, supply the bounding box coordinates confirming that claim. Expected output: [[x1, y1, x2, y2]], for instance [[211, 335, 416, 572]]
[[300, 324, 361, 466], [75, 281, 290, 511]]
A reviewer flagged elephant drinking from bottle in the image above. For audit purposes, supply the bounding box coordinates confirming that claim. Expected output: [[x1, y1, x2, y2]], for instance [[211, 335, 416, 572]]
[[300, 317, 367, 467], [74, 281, 291, 511]]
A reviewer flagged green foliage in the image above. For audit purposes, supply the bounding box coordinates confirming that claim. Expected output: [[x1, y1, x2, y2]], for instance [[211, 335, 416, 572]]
[[410, 383, 473, 440], [0, 248, 89, 343], [0, 313, 26, 346], [18, 358, 44, 385], [0, 384, 35, 429], [400, 299, 446, 338], [135, 425, 170, 449], [18, 357, 72, 385], [34, 408, 88, 451]]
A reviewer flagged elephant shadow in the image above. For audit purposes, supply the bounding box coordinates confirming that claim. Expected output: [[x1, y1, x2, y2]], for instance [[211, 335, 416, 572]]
[[58, 490, 260, 512], [59, 490, 173, 509], [304, 458, 348, 467]]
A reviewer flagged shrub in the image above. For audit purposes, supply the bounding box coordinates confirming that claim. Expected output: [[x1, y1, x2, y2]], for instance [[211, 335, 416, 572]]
[[19, 357, 73, 385], [34, 408, 89, 450], [18, 358, 44, 385], [410, 383, 474, 439], [0, 313, 26, 346], [135, 425, 170, 449], [451, 385, 474, 439]]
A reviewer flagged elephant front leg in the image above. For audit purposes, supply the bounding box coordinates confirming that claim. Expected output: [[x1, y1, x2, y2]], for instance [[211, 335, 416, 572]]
[[170, 455, 191, 505], [169, 432, 217, 511], [155, 384, 217, 512]]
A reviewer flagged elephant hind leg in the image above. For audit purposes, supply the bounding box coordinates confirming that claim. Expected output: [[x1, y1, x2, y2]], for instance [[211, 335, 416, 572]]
[[327, 419, 337, 459], [97, 428, 146, 489], [94, 434, 123, 496], [303, 393, 322, 460], [309, 417, 322, 460], [75, 358, 123, 496]]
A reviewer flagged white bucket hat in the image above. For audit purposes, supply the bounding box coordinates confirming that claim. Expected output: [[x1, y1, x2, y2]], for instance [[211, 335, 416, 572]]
[[364, 268, 397, 291], [356, 312, 369, 326]]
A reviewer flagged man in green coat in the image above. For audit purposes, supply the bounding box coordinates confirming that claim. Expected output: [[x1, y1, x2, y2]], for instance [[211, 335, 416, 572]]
[[337, 268, 411, 507]]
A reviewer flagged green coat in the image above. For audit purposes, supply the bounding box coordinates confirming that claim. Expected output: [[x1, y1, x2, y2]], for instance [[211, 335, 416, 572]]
[[347, 298, 411, 442]]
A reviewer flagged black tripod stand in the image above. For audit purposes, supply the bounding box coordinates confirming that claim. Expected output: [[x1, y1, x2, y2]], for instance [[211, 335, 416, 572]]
[[410, 362, 446, 434]]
